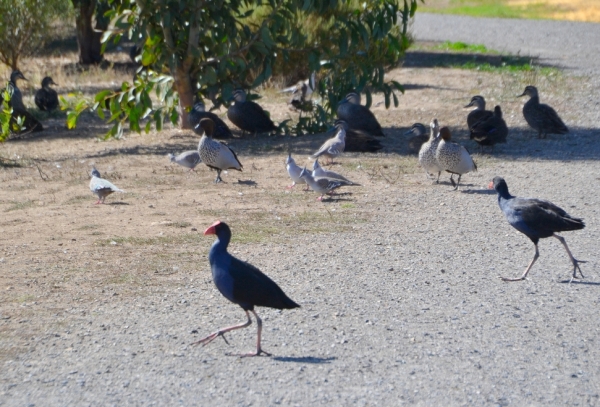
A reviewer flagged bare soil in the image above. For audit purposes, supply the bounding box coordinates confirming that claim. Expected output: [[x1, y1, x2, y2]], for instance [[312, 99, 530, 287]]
[[1, 59, 599, 405]]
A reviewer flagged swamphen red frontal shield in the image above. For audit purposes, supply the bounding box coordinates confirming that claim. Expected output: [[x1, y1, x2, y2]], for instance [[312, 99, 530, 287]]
[[489, 177, 585, 282], [192, 221, 300, 356]]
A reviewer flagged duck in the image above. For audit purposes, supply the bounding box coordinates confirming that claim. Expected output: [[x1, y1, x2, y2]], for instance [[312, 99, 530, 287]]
[[404, 123, 429, 155], [197, 118, 243, 183], [227, 89, 277, 135], [168, 151, 201, 171], [489, 177, 585, 282], [192, 221, 299, 356], [89, 167, 125, 204], [464, 95, 493, 138], [189, 101, 233, 139], [418, 119, 442, 182], [311, 120, 346, 164], [34, 77, 59, 111], [2, 70, 43, 133], [470, 105, 508, 151], [285, 153, 308, 190], [336, 91, 385, 138], [435, 127, 477, 190], [299, 167, 350, 201], [519, 85, 568, 139]]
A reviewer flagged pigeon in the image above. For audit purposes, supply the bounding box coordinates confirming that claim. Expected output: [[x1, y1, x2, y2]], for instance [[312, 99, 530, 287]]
[[299, 167, 350, 201], [168, 151, 201, 171], [312, 159, 357, 185], [285, 153, 308, 190], [89, 167, 124, 204], [311, 120, 347, 165]]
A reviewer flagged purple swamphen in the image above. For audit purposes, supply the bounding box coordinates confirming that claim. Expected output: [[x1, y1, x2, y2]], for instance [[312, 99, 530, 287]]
[[192, 221, 300, 356], [489, 177, 585, 282]]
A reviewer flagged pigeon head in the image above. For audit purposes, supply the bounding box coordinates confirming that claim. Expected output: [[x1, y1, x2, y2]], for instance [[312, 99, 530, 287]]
[[299, 167, 308, 178], [312, 159, 321, 171], [168, 153, 176, 162], [286, 154, 294, 165], [90, 167, 101, 178]]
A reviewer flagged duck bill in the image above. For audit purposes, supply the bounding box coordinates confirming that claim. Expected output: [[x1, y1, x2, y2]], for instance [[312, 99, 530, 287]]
[[463, 102, 474, 108], [403, 129, 415, 135], [517, 92, 526, 98], [203, 220, 221, 235]]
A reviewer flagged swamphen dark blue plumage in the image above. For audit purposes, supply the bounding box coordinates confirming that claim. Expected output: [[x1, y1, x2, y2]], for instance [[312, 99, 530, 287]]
[[489, 177, 585, 282], [192, 221, 300, 356]]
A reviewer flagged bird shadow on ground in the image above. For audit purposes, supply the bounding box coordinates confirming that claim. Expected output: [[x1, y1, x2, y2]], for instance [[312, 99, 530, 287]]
[[272, 356, 337, 364], [108, 201, 130, 205], [236, 179, 258, 186], [559, 280, 600, 286], [461, 189, 496, 195]]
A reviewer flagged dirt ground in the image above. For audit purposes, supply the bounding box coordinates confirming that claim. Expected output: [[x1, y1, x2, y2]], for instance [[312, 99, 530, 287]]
[[1, 54, 600, 405]]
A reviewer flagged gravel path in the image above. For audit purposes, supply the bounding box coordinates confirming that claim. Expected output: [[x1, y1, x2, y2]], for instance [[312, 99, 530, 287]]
[[412, 13, 600, 76]]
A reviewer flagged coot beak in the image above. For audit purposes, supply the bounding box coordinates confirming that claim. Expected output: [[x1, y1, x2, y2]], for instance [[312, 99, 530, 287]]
[[204, 220, 221, 235]]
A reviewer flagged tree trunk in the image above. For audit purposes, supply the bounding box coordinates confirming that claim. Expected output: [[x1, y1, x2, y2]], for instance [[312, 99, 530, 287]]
[[174, 67, 194, 129], [73, 0, 104, 65]]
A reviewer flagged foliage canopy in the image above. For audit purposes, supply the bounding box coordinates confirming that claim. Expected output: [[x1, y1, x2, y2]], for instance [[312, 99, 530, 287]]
[[67, 0, 422, 138], [0, 0, 73, 69]]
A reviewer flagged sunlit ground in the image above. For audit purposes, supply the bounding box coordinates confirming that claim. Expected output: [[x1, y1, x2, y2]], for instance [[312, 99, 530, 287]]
[[420, 0, 600, 22]]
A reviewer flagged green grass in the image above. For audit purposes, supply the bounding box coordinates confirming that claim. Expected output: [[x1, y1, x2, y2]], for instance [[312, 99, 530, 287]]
[[419, 0, 561, 20], [4, 200, 36, 212], [434, 41, 492, 54], [410, 41, 561, 75]]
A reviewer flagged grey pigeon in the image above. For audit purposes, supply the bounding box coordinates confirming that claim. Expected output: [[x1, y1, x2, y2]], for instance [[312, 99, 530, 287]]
[[311, 120, 346, 164], [169, 151, 202, 171], [299, 167, 350, 201], [312, 159, 357, 185], [285, 154, 308, 190], [89, 167, 125, 204], [197, 118, 243, 183], [418, 119, 442, 182]]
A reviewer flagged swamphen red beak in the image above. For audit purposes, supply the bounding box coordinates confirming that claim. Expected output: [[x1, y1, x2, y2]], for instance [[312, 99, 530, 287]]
[[487, 181, 494, 189], [204, 220, 221, 235]]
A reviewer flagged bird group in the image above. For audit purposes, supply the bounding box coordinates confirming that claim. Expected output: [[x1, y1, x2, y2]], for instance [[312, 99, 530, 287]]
[[1, 70, 61, 136], [82, 84, 581, 357]]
